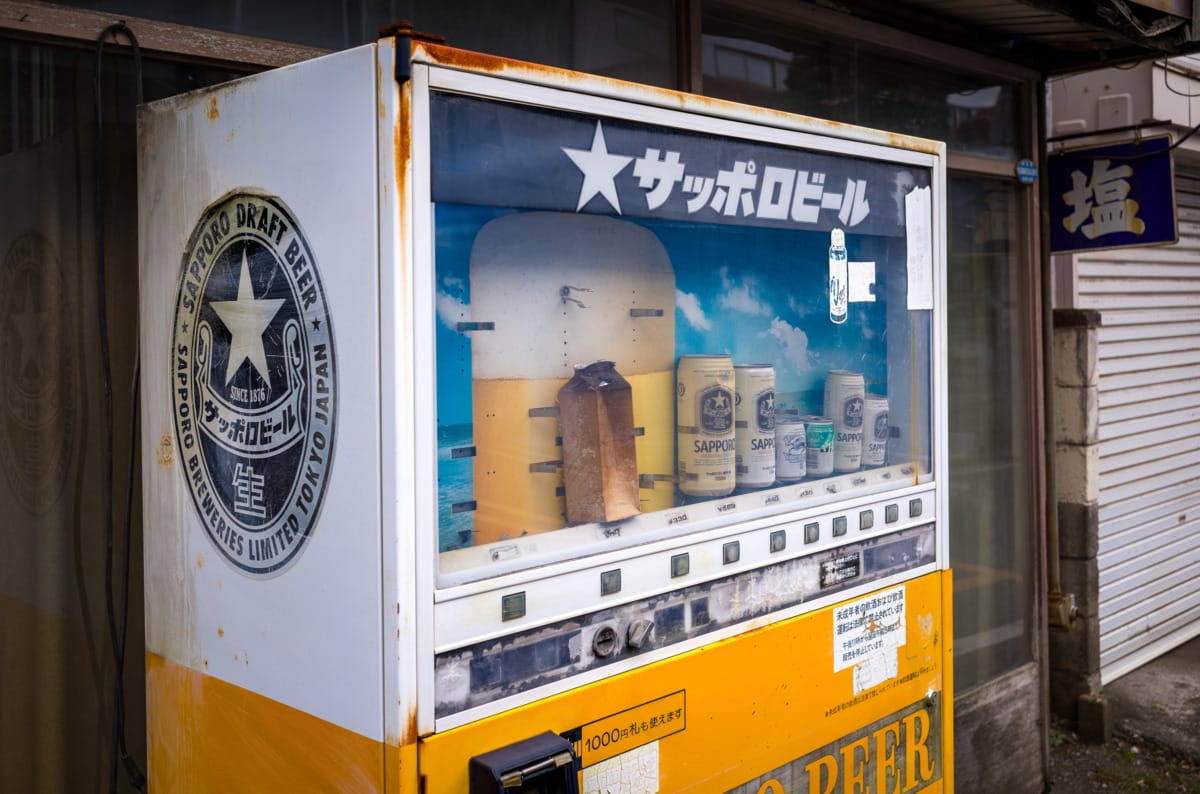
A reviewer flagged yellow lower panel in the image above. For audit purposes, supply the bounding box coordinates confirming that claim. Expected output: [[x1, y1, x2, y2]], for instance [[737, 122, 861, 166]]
[[146, 653, 389, 792], [421, 570, 949, 794]]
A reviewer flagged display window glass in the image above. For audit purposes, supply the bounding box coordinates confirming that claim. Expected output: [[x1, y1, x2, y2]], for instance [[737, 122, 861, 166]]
[[426, 86, 938, 582]]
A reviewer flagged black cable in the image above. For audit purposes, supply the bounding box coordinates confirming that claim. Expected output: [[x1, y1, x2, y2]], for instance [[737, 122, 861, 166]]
[[1160, 59, 1200, 99], [94, 21, 147, 794]]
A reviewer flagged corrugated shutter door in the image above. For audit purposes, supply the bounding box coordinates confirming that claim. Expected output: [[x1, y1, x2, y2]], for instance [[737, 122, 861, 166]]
[[1077, 167, 1200, 684]]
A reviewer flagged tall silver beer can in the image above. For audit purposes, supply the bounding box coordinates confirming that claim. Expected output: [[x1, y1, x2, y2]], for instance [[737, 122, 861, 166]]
[[823, 370, 865, 472], [861, 394, 889, 467], [801, 415, 835, 477], [677, 355, 735, 497], [775, 417, 807, 482], [735, 364, 776, 488]]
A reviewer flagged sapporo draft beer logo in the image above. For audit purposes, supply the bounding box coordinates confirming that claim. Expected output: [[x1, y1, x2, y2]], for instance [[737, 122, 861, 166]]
[[172, 193, 336, 576], [0, 231, 77, 514]]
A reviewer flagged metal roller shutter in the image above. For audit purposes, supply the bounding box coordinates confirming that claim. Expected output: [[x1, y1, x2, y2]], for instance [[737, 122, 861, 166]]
[[1077, 166, 1200, 684]]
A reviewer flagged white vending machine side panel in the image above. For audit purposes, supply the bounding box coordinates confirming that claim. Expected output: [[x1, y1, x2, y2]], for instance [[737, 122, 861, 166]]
[[138, 43, 386, 744]]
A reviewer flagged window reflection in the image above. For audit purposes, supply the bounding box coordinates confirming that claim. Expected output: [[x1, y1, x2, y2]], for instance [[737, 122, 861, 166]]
[[701, 20, 1019, 159]]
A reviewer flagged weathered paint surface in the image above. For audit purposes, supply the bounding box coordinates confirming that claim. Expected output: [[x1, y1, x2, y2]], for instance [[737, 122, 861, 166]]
[[146, 652, 387, 791], [419, 570, 950, 794]]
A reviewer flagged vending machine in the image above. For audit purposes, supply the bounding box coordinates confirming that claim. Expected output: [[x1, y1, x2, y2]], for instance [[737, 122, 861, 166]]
[[139, 31, 950, 794]]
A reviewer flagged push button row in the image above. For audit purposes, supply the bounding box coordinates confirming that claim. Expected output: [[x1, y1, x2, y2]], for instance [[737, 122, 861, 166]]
[[500, 497, 925, 618]]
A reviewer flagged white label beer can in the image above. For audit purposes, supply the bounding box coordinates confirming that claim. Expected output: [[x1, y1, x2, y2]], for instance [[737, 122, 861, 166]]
[[801, 415, 835, 477], [677, 355, 735, 497], [861, 394, 889, 467], [735, 364, 776, 488], [823, 370, 865, 472], [775, 418, 807, 482]]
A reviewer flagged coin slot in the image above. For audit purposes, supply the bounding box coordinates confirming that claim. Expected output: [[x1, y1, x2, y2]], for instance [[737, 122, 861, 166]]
[[592, 624, 618, 658]]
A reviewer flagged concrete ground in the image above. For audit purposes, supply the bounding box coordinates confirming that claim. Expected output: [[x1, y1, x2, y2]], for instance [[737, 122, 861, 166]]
[[1048, 636, 1200, 793]]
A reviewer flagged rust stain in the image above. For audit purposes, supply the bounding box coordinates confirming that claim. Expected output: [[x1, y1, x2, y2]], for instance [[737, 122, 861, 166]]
[[203, 658, 209, 669], [217, 579, 223, 589], [234, 654, 239, 663], [156, 434, 175, 467], [217, 626, 224, 638], [196, 553, 204, 569], [206, 96, 219, 123]]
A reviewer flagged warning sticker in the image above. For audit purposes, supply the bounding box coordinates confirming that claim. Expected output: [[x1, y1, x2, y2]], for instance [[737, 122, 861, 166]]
[[832, 585, 906, 672]]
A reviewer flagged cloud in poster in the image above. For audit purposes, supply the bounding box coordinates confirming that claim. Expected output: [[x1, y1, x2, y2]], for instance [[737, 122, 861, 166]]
[[762, 316, 814, 373], [676, 289, 711, 331], [436, 289, 469, 330], [718, 268, 772, 317]]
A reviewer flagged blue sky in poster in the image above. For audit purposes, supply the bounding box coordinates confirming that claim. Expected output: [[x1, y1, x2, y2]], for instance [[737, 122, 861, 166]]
[[433, 204, 894, 430]]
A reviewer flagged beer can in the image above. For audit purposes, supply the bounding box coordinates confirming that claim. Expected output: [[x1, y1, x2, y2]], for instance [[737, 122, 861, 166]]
[[735, 364, 776, 488], [677, 355, 735, 497], [861, 394, 889, 467], [823, 370, 865, 472], [775, 418, 807, 482], [801, 415, 835, 477]]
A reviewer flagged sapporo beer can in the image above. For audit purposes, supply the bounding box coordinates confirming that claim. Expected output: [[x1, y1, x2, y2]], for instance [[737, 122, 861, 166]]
[[801, 415, 835, 477], [824, 370, 865, 472], [862, 394, 889, 467], [734, 364, 776, 488], [775, 417, 807, 482], [677, 355, 735, 497]]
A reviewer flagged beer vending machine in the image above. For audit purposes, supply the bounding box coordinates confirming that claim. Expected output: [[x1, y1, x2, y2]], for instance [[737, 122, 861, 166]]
[[139, 32, 951, 793]]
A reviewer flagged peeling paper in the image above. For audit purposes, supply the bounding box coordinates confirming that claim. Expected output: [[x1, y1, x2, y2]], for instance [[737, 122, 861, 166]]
[[853, 649, 899, 695], [583, 741, 660, 794]]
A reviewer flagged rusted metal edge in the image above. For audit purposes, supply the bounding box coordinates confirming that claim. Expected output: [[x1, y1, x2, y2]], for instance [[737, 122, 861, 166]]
[[410, 40, 948, 158]]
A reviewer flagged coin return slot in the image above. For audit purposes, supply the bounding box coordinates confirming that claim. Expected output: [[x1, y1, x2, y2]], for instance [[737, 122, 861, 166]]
[[909, 498, 923, 518], [671, 553, 690, 578], [770, 530, 787, 553], [860, 511, 874, 530], [886, 504, 899, 523], [804, 522, 819, 544], [723, 541, 740, 565]]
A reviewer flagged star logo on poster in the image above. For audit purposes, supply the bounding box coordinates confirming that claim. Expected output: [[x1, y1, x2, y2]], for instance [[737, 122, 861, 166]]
[[563, 121, 633, 214], [210, 249, 285, 385]]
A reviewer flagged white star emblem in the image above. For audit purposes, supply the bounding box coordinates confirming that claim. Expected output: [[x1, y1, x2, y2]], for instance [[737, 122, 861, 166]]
[[210, 250, 284, 386], [562, 121, 633, 214]]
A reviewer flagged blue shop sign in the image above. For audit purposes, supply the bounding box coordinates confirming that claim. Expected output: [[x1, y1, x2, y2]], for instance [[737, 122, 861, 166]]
[[1049, 135, 1177, 254]]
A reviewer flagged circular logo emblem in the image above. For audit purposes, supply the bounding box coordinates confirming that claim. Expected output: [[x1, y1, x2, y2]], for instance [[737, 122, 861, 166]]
[[171, 193, 336, 577], [0, 231, 77, 514], [698, 385, 733, 434], [874, 411, 889, 441], [843, 396, 864, 429], [756, 389, 775, 432]]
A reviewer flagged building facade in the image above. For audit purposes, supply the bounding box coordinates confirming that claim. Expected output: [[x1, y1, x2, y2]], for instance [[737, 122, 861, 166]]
[[1049, 57, 1200, 725]]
